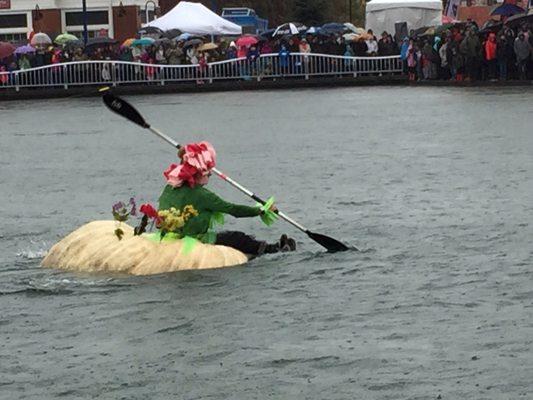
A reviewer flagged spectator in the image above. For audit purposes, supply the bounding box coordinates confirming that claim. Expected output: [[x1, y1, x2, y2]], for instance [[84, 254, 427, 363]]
[[484, 32, 498, 81], [366, 30, 378, 56], [514, 33, 531, 80]]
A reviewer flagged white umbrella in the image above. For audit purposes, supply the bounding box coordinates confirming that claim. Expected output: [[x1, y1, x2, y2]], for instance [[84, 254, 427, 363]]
[[31, 32, 52, 46], [272, 22, 307, 37], [344, 23, 359, 33]]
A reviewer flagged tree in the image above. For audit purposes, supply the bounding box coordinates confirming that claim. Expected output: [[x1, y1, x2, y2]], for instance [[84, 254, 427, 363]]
[[292, 0, 330, 26]]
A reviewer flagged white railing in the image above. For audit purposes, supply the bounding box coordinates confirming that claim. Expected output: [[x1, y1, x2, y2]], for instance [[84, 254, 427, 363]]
[[0, 53, 403, 91]]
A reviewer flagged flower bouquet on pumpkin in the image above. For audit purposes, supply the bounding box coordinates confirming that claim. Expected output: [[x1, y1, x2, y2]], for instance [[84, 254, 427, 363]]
[[112, 198, 137, 240], [133, 203, 199, 241], [111, 199, 198, 241]]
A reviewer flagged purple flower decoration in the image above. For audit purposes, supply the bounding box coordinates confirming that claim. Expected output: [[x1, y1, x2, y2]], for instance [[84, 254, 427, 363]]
[[112, 201, 125, 213], [129, 197, 137, 216]]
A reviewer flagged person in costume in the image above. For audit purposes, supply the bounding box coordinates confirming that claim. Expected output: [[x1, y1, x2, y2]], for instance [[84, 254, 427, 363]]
[[157, 141, 296, 255]]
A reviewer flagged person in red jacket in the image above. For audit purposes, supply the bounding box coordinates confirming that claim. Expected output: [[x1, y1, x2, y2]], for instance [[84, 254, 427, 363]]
[[484, 32, 498, 81]]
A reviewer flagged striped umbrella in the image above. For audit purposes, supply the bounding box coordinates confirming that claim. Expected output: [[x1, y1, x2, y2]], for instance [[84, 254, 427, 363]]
[[272, 22, 308, 37]]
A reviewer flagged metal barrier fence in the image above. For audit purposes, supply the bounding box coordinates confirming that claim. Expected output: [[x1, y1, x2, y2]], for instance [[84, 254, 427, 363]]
[[0, 53, 403, 91]]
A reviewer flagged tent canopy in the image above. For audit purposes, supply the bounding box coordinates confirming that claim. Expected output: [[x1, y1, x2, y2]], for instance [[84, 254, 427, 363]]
[[366, 0, 442, 35], [366, 0, 442, 12], [146, 1, 242, 36]]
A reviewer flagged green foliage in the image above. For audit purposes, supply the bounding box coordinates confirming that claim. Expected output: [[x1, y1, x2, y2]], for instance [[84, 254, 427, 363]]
[[292, 0, 330, 26]]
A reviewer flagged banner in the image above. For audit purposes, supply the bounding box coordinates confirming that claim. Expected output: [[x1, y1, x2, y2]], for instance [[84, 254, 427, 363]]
[[0, 0, 11, 10], [445, 0, 460, 18]]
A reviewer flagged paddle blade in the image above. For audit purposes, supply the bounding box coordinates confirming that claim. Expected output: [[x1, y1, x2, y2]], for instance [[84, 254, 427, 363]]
[[101, 88, 150, 129], [306, 231, 351, 253]]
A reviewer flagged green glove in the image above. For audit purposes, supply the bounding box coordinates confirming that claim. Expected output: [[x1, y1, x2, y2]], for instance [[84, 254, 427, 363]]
[[258, 196, 278, 226]]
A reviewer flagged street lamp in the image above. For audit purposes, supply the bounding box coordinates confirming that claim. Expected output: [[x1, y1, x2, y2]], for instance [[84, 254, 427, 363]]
[[82, 0, 88, 45], [145, 0, 157, 23]]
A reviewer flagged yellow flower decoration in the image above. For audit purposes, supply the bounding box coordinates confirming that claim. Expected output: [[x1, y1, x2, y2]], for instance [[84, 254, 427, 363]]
[[157, 205, 198, 233]]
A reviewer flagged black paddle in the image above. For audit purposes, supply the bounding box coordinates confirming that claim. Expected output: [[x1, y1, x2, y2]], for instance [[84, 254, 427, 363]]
[[101, 89, 351, 253]]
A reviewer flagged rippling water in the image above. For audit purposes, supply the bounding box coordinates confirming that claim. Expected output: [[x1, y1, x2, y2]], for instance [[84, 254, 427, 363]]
[[1, 87, 532, 399]]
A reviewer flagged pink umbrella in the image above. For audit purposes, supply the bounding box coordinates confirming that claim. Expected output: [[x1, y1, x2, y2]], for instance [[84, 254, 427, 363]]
[[0, 41, 16, 59], [236, 35, 258, 47]]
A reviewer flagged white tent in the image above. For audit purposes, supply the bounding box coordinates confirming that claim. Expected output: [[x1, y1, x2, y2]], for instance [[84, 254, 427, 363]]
[[366, 0, 442, 36], [146, 1, 242, 36]]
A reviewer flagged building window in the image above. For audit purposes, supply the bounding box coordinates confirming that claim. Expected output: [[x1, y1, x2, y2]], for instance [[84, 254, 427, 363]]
[[0, 32, 27, 42], [62, 9, 112, 38], [140, 10, 155, 24], [65, 11, 109, 26], [0, 13, 27, 29]]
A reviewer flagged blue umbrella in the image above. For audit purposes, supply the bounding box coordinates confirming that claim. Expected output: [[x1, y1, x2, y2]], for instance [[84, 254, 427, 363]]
[[132, 37, 155, 46], [491, 3, 525, 17], [321, 22, 348, 34], [177, 33, 193, 41]]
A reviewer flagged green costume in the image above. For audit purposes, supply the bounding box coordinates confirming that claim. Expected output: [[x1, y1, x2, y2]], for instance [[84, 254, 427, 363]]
[[158, 184, 262, 243]]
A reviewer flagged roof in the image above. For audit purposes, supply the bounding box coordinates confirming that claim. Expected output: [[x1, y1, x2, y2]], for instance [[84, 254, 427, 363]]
[[366, 0, 442, 12], [146, 1, 242, 35]]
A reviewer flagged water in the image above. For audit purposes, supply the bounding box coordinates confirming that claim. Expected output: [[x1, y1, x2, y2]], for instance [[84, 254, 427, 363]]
[[1, 87, 532, 399]]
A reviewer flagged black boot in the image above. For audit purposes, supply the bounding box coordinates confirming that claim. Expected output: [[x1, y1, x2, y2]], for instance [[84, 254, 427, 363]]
[[262, 243, 280, 254], [279, 234, 296, 252]]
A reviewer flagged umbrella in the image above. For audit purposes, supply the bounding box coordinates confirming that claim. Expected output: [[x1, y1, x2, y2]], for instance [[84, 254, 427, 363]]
[[31, 32, 52, 46], [421, 26, 436, 36], [14, 45, 36, 55], [177, 33, 194, 41], [259, 29, 276, 40], [138, 26, 163, 38], [163, 29, 182, 39], [183, 38, 203, 48], [491, 3, 525, 17], [236, 35, 258, 47], [122, 38, 135, 47], [86, 37, 118, 47], [198, 42, 218, 51], [272, 22, 308, 37], [505, 9, 533, 27], [154, 38, 171, 46], [321, 22, 348, 34], [84, 37, 118, 53], [480, 19, 503, 33], [343, 33, 360, 42], [0, 41, 16, 59], [132, 37, 155, 46], [306, 27, 321, 34], [54, 33, 79, 45], [344, 23, 359, 33]]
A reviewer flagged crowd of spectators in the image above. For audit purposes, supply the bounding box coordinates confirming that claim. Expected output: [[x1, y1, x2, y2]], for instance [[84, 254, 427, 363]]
[[402, 21, 533, 81], [1, 19, 532, 82]]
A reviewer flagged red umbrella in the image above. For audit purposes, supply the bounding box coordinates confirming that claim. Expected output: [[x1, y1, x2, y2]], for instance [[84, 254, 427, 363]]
[[0, 41, 16, 59], [236, 35, 258, 47]]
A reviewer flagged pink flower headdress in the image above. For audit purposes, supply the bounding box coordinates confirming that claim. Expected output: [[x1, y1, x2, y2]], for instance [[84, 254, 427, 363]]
[[163, 141, 217, 188]]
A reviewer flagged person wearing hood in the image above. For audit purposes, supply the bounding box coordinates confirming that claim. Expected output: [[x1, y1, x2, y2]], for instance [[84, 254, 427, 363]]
[[460, 27, 481, 81], [439, 36, 450, 79], [514, 33, 531, 80], [400, 37, 410, 73], [496, 34, 513, 81], [157, 142, 295, 255], [279, 44, 290, 75]]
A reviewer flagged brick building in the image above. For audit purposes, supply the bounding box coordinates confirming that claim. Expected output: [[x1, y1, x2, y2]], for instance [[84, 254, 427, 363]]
[[0, 0, 159, 43], [457, 0, 529, 26]]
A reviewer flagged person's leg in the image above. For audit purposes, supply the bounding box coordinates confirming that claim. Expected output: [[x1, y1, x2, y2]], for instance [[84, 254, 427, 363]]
[[216, 231, 295, 255]]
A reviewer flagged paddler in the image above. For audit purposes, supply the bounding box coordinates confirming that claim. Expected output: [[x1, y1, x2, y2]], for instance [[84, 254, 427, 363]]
[[157, 141, 296, 255]]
